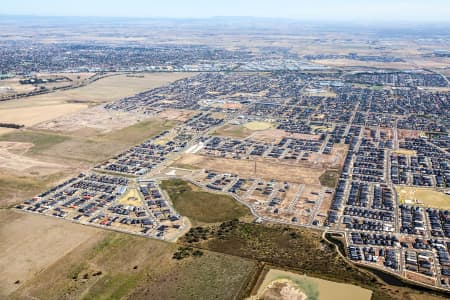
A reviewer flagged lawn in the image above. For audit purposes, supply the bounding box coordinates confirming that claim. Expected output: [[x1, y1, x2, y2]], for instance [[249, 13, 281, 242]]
[[160, 179, 250, 223]]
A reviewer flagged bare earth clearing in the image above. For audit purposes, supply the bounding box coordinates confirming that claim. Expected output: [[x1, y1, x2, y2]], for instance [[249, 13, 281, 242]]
[[172, 153, 324, 185], [0, 141, 66, 173], [0, 72, 193, 135]]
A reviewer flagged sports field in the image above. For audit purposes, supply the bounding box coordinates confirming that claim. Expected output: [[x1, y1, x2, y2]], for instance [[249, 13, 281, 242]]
[[392, 149, 417, 156], [396, 186, 450, 210], [243, 121, 274, 131]]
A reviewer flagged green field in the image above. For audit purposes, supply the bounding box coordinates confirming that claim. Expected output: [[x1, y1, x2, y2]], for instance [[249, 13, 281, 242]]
[[0, 130, 69, 154], [97, 118, 177, 145], [319, 169, 341, 188], [212, 124, 253, 138], [160, 179, 251, 223]]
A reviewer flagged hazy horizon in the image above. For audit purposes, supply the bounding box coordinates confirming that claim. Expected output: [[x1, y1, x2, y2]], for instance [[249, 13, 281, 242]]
[[1, 0, 450, 23]]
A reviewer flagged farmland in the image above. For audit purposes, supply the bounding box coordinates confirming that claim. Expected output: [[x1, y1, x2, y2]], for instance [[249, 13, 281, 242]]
[[8, 230, 257, 300], [0, 210, 101, 298]]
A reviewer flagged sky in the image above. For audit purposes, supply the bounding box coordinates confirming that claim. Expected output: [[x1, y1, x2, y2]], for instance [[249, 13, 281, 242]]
[[1, 0, 450, 23]]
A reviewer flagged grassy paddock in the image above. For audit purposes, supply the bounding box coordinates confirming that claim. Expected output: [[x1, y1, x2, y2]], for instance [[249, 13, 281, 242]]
[[0, 130, 69, 154], [160, 179, 250, 223]]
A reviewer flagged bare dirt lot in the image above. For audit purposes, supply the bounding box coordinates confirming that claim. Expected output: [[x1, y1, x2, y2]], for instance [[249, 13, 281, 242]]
[[0, 101, 88, 135], [172, 154, 324, 184], [0, 141, 66, 173], [158, 109, 197, 122], [0, 72, 194, 135], [0, 210, 102, 298], [33, 106, 151, 134]]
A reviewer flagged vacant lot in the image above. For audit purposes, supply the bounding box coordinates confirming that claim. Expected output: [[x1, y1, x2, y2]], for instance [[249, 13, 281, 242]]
[[161, 179, 250, 223], [396, 186, 450, 210], [172, 154, 324, 185], [0, 130, 69, 155], [10, 229, 257, 300], [0, 102, 88, 135], [0, 72, 193, 136], [0, 171, 72, 208], [392, 149, 417, 156], [0, 119, 175, 161], [0, 210, 101, 298], [34, 106, 149, 134], [0, 141, 66, 173]]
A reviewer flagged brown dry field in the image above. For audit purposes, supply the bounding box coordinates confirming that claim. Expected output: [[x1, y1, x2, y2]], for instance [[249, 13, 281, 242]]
[[0, 210, 102, 298], [0, 72, 194, 135], [398, 129, 424, 139], [0, 141, 67, 173], [34, 106, 151, 134], [0, 73, 95, 98], [7, 225, 256, 300], [172, 154, 324, 185], [158, 109, 197, 122], [251, 129, 320, 143], [0, 78, 36, 95], [404, 271, 437, 287], [0, 102, 88, 135], [23, 72, 194, 105], [312, 59, 416, 69]]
